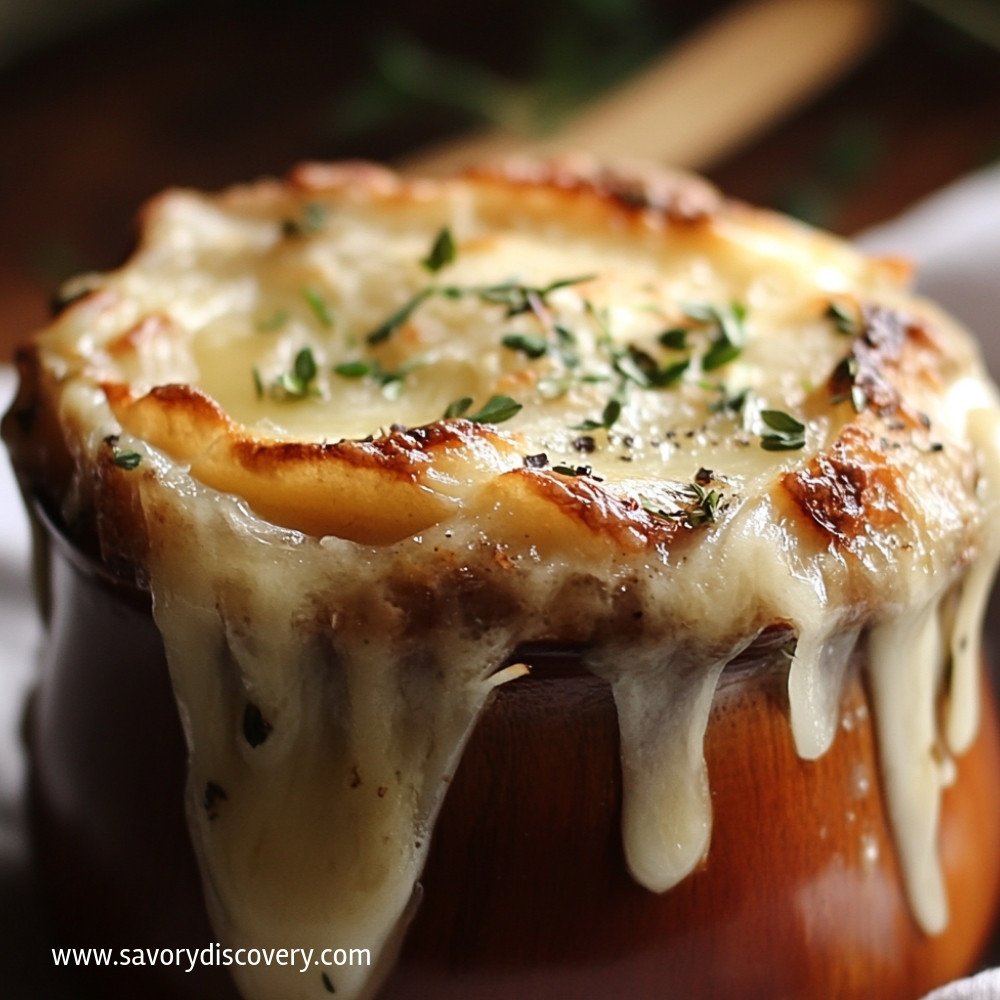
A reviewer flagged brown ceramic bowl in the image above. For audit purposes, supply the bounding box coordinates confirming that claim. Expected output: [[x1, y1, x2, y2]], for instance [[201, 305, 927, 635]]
[[26, 499, 1000, 1000], [10, 160, 1000, 1000]]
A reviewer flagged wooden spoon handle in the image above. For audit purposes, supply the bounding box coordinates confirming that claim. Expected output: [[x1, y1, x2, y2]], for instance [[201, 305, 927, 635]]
[[401, 0, 889, 175]]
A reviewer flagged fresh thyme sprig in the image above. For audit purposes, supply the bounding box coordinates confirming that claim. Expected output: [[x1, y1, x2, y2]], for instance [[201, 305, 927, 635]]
[[365, 274, 596, 346], [333, 357, 422, 400], [422, 226, 457, 272], [829, 354, 869, 413], [365, 288, 434, 345], [502, 332, 549, 359], [759, 409, 806, 451], [303, 286, 334, 329], [683, 302, 748, 371], [442, 394, 523, 424], [826, 300, 859, 337], [254, 346, 321, 401], [643, 480, 723, 528]]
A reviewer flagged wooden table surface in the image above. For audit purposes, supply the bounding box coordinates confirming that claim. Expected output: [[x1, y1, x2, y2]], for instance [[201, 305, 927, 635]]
[[0, 0, 997, 360]]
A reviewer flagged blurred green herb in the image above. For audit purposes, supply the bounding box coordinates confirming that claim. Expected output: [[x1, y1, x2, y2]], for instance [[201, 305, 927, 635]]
[[303, 286, 334, 328], [256, 346, 321, 401], [759, 409, 806, 451], [422, 226, 457, 272], [443, 394, 523, 423], [331, 1, 673, 141]]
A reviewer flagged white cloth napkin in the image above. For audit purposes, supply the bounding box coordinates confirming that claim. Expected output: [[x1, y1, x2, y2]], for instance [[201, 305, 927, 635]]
[[1, 163, 1000, 997], [860, 161, 1000, 379]]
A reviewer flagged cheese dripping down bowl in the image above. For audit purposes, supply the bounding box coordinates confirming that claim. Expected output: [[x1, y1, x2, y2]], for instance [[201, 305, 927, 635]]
[[5, 157, 1000, 1000]]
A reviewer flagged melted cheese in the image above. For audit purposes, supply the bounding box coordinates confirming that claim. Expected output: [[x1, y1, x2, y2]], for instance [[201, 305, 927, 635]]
[[9, 159, 1000, 1000]]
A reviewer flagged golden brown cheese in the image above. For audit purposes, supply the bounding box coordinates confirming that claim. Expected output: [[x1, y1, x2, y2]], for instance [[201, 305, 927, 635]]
[[6, 157, 1000, 1000]]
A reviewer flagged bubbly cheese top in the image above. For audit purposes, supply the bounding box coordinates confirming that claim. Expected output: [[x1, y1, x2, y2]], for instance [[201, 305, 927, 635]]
[[7, 158, 1000, 1000]]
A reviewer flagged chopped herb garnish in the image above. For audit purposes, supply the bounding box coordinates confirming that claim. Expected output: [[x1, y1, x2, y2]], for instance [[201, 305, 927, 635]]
[[334, 358, 420, 399], [256, 309, 289, 332], [422, 226, 457, 272], [682, 301, 748, 371], [366, 288, 433, 345], [502, 332, 549, 359], [294, 346, 318, 383], [443, 394, 522, 424], [830, 354, 869, 413], [281, 202, 328, 237], [259, 346, 321, 401], [539, 274, 598, 296], [443, 396, 473, 419], [601, 396, 622, 428], [702, 340, 742, 371], [574, 393, 623, 432], [826, 301, 858, 336], [366, 275, 593, 346], [642, 479, 723, 528], [112, 448, 142, 470], [303, 286, 334, 328], [759, 409, 806, 451], [659, 328, 689, 350], [554, 324, 577, 346], [524, 453, 549, 468], [686, 482, 722, 525], [242, 703, 272, 748], [466, 394, 523, 424], [467, 274, 595, 318], [333, 360, 370, 378], [613, 346, 656, 388], [708, 384, 750, 414], [653, 357, 690, 386]]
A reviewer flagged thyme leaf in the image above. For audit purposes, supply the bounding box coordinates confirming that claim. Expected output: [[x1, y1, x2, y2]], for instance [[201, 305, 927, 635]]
[[759, 409, 806, 451], [443, 397, 473, 419], [333, 360, 370, 378], [658, 328, 688, 350], [422, 226, 457, 272], [826, 300, 858, 336], [365, 288, 433, 345], [466, 394, 523, 424], [112, 448, 142, 470], [303, 286, 334, 329], [443, 394, 522, 424], [502, 332, 549, 359], [366, 274, 594, 346], [829, 354, 868, 413], [683, 301, 748, 371], [642, 480, 723, 528], [256, 309, 289, 332], [702, 340, 742, 371], [257, 346, 321, 401]]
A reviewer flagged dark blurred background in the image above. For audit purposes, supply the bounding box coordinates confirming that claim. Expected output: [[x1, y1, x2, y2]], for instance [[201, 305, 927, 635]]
[[0, 0, 998, 359]]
